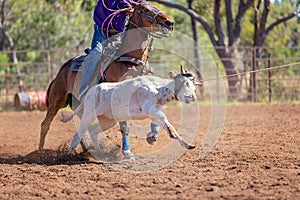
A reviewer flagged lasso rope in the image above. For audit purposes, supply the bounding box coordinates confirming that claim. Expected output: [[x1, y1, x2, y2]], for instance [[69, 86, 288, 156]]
[[101, 8, 130, 38], [200, 61, 300, 83], [101, 0, 168, 39], [101, 0, 132, 38]]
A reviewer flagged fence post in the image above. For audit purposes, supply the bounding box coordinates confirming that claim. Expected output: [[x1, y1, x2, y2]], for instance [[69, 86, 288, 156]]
[[216, 63, 219, 102], [268, 53, 272, 103], [47, 50, 55, 81], [249, 46, 257, 102], [47, 50, 51, 83]]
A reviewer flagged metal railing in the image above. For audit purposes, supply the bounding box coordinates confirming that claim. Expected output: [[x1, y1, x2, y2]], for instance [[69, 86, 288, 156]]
[[0, 46, 299, 109]]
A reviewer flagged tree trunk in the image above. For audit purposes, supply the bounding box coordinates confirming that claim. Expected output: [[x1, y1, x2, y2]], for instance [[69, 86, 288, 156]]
[[215, 48, 239, 100], [187, 0, 203, 96], [0, 0, 22, 91]]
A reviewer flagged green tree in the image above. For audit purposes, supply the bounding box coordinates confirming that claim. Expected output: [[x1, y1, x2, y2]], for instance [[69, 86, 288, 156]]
[[8, 0, 92, 50], [0, 0, 94, 91]]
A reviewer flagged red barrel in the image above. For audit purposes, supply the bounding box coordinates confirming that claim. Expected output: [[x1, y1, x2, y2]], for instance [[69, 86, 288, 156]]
[[14, 91, 47, 111], [37, 91, 47, 111], [27, 91, 39, 110]]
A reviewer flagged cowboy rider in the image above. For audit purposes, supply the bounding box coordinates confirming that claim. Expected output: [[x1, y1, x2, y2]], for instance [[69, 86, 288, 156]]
[[79, 0, 160, 155], [79, 0, 142, 99]]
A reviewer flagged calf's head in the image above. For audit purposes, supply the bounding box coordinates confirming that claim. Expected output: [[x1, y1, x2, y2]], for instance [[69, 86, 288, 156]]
[[168, 66, 200, 103]]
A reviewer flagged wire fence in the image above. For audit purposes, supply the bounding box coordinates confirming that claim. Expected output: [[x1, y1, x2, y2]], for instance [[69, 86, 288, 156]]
[[0, 46, 299, 110], [150, 46, 300, 102]]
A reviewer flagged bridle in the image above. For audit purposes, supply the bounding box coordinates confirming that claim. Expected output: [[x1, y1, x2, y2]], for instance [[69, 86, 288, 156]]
[[117, 2, 171, 75], [127, 2, 171, 39], [101, 1, 170, 39]]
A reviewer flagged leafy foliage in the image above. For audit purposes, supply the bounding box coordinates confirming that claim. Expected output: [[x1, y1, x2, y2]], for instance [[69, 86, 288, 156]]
[[7, 0, 92, 51], [0, 0, 299, 101]]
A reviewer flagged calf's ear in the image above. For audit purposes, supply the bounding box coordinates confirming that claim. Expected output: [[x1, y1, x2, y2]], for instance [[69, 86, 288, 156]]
[[168, 71, 176, 79]]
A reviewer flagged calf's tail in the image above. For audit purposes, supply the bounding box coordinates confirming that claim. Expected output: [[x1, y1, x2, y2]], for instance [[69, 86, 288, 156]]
[[59, 102, 83, 123]]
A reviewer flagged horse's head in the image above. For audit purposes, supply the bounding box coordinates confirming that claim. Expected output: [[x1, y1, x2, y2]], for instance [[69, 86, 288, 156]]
[[169, 66, 201, 104], [128, 1, 174, 38]]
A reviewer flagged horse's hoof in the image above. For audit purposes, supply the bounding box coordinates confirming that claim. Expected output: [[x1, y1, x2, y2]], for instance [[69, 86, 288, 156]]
[[146, 132, 158, 145], [122, 150, 135, 160], [68, 148, 74, 155]]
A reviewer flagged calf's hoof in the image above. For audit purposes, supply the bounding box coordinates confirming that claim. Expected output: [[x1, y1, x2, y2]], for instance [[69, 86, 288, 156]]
[[146, 132, 158, 145]]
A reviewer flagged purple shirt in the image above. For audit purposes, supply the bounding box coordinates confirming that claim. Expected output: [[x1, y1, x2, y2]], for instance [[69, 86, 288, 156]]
[[93, 0, 141, 34]]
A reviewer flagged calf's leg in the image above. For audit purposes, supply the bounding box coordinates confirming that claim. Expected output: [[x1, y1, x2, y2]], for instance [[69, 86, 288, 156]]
[[149, 106, 195, 149], [68, 107, 97, 154], [146, 122, 160, 145]]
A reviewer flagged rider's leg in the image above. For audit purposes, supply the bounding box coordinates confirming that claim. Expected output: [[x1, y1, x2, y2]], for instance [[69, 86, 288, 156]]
[[91, 24, 106, 50], [79, 24, 106, 100], [79, 45, 103, 100]]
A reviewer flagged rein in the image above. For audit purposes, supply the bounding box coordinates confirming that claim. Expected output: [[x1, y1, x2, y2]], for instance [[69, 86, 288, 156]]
[[127, 2, 170, 39], [101, 7, 130, 38], [120, 3, 168, 74], [100, 1, 168, 39], [127, 12, 168, 39]]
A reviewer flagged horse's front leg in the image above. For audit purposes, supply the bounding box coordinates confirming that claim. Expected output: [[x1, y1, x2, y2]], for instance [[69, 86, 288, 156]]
[[119, 121, 135, 160], [39, 96, 66, 150], [146, 87, 175, 145]]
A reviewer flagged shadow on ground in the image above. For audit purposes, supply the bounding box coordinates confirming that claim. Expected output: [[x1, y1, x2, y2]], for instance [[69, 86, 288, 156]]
[[0, 145, 90, 165]]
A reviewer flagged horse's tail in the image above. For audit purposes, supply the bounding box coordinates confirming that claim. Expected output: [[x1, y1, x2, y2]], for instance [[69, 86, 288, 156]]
[[59, 102, 83, 123]]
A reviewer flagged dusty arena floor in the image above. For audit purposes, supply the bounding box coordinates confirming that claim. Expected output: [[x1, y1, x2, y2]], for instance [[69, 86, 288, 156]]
[[0, 104, 299, 199]]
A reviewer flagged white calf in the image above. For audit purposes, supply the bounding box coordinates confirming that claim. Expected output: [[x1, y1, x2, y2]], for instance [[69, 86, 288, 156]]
[[62, 69, 198, 155]]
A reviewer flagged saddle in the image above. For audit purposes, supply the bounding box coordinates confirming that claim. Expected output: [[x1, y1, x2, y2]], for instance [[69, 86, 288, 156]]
[[69, 40, 149, 81], [69, 48, 91, 71], [69, 36, 122, 72]]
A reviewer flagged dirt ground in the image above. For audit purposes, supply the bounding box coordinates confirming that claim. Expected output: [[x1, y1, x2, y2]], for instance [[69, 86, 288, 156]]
[[0, 104, 299, 199]]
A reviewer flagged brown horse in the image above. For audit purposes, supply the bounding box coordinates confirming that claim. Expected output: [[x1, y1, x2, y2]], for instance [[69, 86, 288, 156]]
[[39, 1, 174, 151]]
